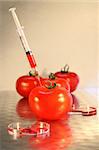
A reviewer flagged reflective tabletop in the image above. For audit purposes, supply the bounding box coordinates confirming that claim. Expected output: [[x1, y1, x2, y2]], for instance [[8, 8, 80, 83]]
[[0, 90, 99, 150]]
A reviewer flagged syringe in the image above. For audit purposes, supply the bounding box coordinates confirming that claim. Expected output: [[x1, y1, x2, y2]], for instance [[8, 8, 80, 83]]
[[9, 7, 37, 74]]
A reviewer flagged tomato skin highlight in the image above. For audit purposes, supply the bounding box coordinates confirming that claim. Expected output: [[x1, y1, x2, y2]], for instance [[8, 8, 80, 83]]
[[29, 85, 72, 121], [55, 72, 79, 92], [16, 75, 40, 97]]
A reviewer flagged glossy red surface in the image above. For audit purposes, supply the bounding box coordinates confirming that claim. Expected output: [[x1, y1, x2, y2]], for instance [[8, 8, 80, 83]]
[[29, 86, 72, 120], [16, 75, 40, 97], [55, 71, 79, 92]]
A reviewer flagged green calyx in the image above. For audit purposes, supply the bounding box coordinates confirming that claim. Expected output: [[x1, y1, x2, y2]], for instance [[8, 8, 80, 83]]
[[45, 81, 57, 89], [49, 73, 56, 80], [29, 70, 38, 77], [61, 64, 69, 73]]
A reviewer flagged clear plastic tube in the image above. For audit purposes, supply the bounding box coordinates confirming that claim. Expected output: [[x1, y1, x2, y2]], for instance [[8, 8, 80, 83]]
[[9, 7, 37, 70], [8, 121, 50, 137]]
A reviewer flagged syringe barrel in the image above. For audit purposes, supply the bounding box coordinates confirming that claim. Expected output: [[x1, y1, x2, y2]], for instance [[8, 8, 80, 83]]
[[26, 51, 37, 68], [9, 7, 37, 70]]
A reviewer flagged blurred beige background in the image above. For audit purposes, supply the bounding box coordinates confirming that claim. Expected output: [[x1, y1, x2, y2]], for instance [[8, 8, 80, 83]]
[[0, 1, 98, 90]]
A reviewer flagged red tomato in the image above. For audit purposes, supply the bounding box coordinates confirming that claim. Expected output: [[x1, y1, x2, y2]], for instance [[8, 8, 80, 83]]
[[29, 84, 72, 121], [55, 65, 79, 92], [16, 74, 40, 97], [40, 73, 70, 92]]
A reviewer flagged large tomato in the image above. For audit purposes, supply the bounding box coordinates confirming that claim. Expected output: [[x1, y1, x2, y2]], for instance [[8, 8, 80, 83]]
[[16, 72, 40, 97], [29, 83, 72, 121], [55, 65, 79, 92], [40, 73, 70, 92]]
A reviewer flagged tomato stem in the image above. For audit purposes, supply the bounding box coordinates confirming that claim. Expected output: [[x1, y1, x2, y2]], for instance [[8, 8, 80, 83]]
[[45, 81, 57, 89], [29, 70, 38, 77], [61, 64, 69, 73], [49, 73, 56, 80]]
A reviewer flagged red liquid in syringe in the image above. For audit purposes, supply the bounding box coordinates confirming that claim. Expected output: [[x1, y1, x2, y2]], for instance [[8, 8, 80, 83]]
[[26, 51, 36, 68]]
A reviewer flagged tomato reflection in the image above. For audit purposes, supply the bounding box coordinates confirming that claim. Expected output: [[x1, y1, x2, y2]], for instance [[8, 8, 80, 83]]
[[71, 94, 79, 109], [29, 120, 72, 150], [16, 98, 35, 119]]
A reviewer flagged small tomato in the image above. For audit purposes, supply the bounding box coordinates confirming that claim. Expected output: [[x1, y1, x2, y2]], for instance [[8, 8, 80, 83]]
[[55, 65, 79, 92], [16, 71, 40, 97]]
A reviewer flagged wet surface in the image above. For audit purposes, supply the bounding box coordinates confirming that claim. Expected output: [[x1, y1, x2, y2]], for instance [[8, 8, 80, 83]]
[[0, 90, 99, 150]]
